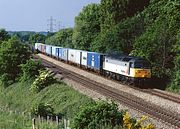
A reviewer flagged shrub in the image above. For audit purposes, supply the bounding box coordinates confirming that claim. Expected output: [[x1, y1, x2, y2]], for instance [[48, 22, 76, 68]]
[[30, 69, 56, 93], [123, 112, 155, 129], [31, 102, 54, 117], [72, 100, 155, 129], [72, 100, 125, 129], [19, 59, 43, 82]]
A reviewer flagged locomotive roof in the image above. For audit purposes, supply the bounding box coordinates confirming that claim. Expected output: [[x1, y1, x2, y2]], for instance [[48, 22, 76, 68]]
[[106, 54, 147, 62]]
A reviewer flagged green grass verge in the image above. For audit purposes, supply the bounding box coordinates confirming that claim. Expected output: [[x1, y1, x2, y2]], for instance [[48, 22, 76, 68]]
[[0, 81, 93, 119]]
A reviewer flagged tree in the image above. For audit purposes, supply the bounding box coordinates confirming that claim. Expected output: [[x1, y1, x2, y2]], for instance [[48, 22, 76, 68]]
[[132, 0, 180, 78], [46, 28, 73, 48], [92, 16, 144, 54], [72, 4, 101, 51], [19, 59, 43, 82], [0, 29, 10, 42], [100, 0, 149, 31], [0, 36, 31, 87], [168, 31, 180, 93], [29, 33, 46, 44]]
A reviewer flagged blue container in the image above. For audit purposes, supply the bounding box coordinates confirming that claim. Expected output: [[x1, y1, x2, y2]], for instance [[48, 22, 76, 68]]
[[87, 52, 104, 70], [56, 47, 63, 59], [61, 48, 69, 61]]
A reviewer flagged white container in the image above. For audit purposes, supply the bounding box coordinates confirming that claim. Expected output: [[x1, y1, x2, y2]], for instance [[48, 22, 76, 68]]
[[81, 51, 88, 66], [35, 43, 42, 51], [45, 45, 52, 55], [68, 49, 81, 64], [52, 46, 57, 57]]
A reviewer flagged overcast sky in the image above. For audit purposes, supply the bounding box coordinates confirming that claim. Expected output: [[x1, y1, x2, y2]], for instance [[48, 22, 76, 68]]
[[0, 0, 100, 32]]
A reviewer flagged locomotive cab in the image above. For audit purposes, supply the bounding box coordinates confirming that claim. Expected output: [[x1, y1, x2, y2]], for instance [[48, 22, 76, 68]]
[[129, 59, 151, 78]]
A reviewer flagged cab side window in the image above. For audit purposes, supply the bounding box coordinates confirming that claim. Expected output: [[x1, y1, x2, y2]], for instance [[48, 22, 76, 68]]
[[130, 62, 133, 68]]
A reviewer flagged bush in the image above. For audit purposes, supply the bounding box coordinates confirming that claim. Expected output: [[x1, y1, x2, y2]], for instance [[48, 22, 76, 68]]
[[31, 102, 54, 117], [72, 100, 155, 129], [19, 59, 43, 82], [30, 69, 56, 93], [72, 100, 125, 129], [0, 36, 31, 87], [123, 112, 155, 129]]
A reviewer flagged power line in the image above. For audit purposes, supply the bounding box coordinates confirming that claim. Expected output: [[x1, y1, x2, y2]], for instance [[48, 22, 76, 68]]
[[57, 21, 66, 31]]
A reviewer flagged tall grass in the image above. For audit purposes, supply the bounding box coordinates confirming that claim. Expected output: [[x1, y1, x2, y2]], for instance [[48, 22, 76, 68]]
[[0, 81, 93, 128]]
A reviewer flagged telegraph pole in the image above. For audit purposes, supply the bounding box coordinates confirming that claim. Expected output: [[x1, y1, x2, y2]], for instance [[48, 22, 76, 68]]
[[47, 16, 56, 32]]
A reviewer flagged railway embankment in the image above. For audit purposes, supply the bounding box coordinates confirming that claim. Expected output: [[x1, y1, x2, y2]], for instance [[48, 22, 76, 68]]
[[36, 53, 180, 129]]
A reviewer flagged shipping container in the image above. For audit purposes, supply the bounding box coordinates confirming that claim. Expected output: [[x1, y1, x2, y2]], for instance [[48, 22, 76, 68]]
[[35, 43, 38, 50], [35, 43, 42, 50], [56, 47, 63, 59], [45, 45, 52, 55], [68, 49, 82, 64], [81, 51, 88, 67], [87, 52, 104, 70], [35, 43, 42, 51], [41, 44, 46, 53], [61, 48, 69, 61], [52, 46, 57, 57], [39, 44, 43, 52]]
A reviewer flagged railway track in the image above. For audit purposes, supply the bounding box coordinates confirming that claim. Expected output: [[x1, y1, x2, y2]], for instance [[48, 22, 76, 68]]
[[34, 55, 180, 128], [126, 84, 180, 104], [142, 89, 180, 104]]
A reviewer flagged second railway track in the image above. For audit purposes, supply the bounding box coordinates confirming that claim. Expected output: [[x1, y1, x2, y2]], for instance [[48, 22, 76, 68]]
[[142, 89, 180, 104], [34, 55, 180, 128]]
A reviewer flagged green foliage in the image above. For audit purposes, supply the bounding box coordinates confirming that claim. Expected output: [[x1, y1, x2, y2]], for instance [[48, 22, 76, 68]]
[[0, 109, 60, 129], [0, 29, 10, 42], [72, 4, 101, 51], [0, 81, 93, 120], [45, 28, 73, 48], [132, 0, 180, 77], [19, 59, 44, 82], [93, 16, 144, 54], [29, 33, 46, 44], [0, 36, 31, 87], [30, 69, 56, 93], [100, 0, 149, 31], [31, 102, 54, 117], [168, 31, 180, 93], [72, 100, 124, 129]]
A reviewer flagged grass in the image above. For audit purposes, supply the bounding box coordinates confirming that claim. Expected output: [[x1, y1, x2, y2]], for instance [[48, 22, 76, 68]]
[[0, 109, 64, 129], [0, 80, 93, 128]]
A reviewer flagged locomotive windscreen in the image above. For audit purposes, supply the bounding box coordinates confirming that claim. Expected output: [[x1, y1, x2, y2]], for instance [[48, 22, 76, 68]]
[[132, 61, 151, 69]]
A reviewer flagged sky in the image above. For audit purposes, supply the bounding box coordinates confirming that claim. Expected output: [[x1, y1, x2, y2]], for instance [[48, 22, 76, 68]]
[[0, 0, 100, 32]]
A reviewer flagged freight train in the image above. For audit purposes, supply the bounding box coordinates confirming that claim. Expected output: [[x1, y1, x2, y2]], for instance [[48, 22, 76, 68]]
[[35, 43, 151, 86]]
